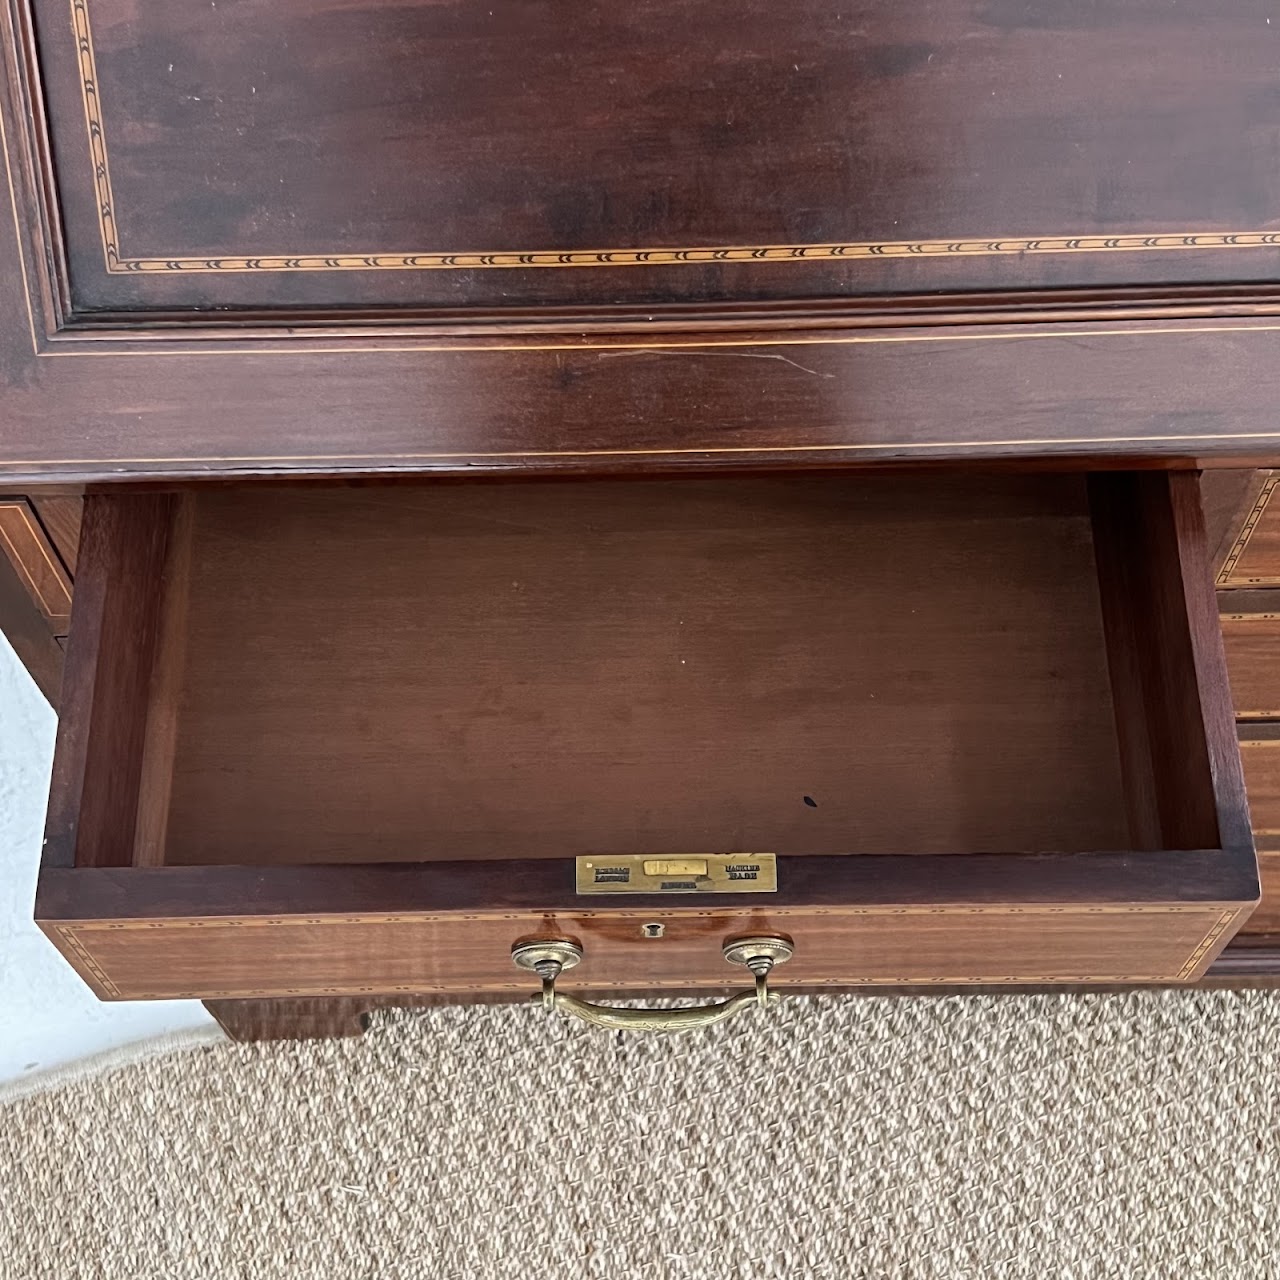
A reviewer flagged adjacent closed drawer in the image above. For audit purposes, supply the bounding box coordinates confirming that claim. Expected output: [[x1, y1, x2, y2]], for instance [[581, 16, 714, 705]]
[[0, 499, 73, 631], [1223, 612, 1280, 720], [1219, 476, 1280, 588], [1239, 733, 1280, 934]]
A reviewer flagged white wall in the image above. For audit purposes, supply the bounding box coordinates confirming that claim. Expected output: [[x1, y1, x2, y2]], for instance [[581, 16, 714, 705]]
[[0, 632, 216, 1085]]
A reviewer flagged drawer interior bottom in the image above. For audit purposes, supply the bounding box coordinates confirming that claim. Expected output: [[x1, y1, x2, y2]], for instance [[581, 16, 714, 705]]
[[153, 473, 1127, 865]]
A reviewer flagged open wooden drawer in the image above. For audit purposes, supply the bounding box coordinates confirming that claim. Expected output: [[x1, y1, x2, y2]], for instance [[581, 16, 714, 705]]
[[35, 470, 1258, 1005]]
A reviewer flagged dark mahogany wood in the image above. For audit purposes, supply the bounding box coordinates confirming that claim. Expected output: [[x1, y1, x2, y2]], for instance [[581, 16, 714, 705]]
[[0, 498, 71, 629], [36, 878, 1249, 1001], [31, 495, 81, 574], [1089, 472, 1253, 853], [35, 853, 1260, 922], [4, 5, 1280, 476], [44, 493, 173, 868], [0, 530, 61, 702], [1221, 607, 1280, 722], [30, 471, 1260, 1002], [23, 0, 1280, 316], [5, 320, 1280, 484], [1239, 722, 1280, 853], [7, 470, 1280, 1011], [161, 476, 1128, 865], [1203, 471, 1271, 579], [7, 0, 1280, 1028], [1217, 476, 1280, 588]]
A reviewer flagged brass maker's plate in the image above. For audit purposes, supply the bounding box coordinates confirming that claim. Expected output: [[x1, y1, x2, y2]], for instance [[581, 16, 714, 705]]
[[576, 854, 777, 895]]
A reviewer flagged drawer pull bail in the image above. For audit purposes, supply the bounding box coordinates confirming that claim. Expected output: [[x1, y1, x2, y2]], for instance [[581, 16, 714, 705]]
[[510, 935, 794, 1033]]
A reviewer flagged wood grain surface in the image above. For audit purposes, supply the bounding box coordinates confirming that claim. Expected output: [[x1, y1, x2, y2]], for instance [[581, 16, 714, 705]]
[[37, 853, 1257, 998], [1222, 613, 1280, 720], [44, 494, 174, 868], [1090, 471, 1252, 853], [1203, 471, 1271, 579], [204, 998, 372, 1042], [1217, 476, 1280, 587], [0, 500, 71, 627], [30, 496, 82, 574], [27, 0, 1280, 314], [1247, 853, 1280, 934], [7, 5, 1280, 476], [0, 528, 62, 703], [33, 470, 1262, 997], [46, 905, 1244, 1001], [162, 475, 1130, 864], [1239, 728, 1280, 857]]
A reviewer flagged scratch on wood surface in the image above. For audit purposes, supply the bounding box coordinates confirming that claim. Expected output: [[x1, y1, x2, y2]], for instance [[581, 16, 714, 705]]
[[596, 349, 834, 377]]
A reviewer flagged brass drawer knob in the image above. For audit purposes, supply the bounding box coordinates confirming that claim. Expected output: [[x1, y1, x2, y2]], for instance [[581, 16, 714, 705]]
[[510, 935, 794, 1033]]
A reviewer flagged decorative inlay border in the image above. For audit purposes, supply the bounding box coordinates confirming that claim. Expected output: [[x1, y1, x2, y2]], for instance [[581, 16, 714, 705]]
[[1220, 608, 1280, 718], [1177, 910, 1243, 980], [49, 924, 120, 997], [49, 903, 1242, 998], [1239, 739, 1280, 837], [0, 500, 73, 620], [1219, 476, 1280, 586], [69, 0, 1280, 278]]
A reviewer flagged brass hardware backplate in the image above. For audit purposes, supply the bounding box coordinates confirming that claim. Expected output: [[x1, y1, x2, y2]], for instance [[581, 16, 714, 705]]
[[576, 853, 777, 895]]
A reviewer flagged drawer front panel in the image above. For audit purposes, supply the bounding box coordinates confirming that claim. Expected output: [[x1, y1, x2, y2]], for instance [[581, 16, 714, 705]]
[[0, 500, 73, 630], [1241, 738, 1280, 844], [1222, 615, 1280, 718], [44, 903, 1245, 1001], [1219, 477, 1280, 588], [1249, 859, 1280, 934], [1240, 737, 1280, 933]]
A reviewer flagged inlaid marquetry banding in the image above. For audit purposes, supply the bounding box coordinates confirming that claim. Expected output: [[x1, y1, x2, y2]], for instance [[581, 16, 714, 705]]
[[1176, 910, 1243, 981], [0, 501, 73, 622], [1219, 477, 1280, 586], [1221, 609, 1280, 718], [49, 924, 120, 998], [68, 0, 1280, 279]]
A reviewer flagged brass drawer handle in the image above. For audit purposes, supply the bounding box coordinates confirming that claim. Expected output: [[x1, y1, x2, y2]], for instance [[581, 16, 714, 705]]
[[510, 935, 794, 1033]]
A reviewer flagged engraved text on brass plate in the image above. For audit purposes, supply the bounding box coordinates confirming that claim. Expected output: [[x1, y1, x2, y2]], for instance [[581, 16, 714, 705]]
[[575, 854, 778, 895]]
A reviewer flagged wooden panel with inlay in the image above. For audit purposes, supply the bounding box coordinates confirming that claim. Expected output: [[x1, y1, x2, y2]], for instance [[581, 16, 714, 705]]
[[1237, 731, 1280, 937], [26, 0, 1280, 316], [0, 500, 72, 630], [1240, 733, 1280, 849], [1222, 611, 1280, 719], [13, 5, 1280, 486], [36, 857, 1254, 999], [1218, 475, 1280, 588], [46, 906, 1245, 1001]]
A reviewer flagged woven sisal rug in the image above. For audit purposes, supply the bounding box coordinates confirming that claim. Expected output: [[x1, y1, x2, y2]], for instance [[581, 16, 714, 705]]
[[3, 991, 1279, 1278]]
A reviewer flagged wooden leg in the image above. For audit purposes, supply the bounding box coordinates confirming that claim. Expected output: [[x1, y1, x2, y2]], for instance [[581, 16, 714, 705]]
[[204, 997, 375, 1042]]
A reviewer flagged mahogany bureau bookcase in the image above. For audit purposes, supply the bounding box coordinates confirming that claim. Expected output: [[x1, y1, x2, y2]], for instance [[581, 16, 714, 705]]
[[3, 0, 1280, 1040]]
